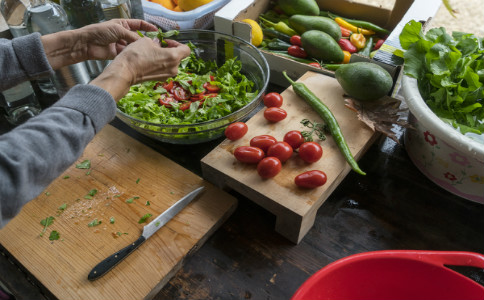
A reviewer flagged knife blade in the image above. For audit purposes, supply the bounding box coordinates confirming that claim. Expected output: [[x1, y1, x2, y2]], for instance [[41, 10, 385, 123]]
[[87, 186, 204, 281]]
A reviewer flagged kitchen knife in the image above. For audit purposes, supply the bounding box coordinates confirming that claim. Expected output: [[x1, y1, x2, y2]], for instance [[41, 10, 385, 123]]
[[87, 186, 204, 281]]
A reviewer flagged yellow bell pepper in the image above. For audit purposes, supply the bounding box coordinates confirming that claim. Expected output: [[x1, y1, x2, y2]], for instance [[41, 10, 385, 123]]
[[334, 17, 375, 36], [350, 33, 366, 50]]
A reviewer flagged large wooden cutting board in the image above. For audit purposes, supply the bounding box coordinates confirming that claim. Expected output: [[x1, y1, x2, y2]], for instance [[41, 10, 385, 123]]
[[0, 124, 237, 300], [201, 71, 379, 244]]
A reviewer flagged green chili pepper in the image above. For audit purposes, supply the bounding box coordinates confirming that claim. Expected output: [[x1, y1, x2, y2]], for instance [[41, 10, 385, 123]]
[[321, 63, 342, 71], [259, 16, 298, 37], [358, 36, 373, 57], [283, 71, 366, 175], [262, 28, 292, 43], [265, 38, 292, 51], [259, 10, 290, 25]]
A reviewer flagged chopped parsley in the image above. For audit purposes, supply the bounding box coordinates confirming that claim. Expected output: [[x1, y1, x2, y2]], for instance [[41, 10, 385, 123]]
[[110, 217, 115, 224], [58, 203, 67, 211], [40, 216, 55, 237], [145, 201, 150, 206], [76, 159, 91, 169], [88, 219, 102, 227], [138, 213, 152, 224], [49, 230, 60, 241], [136, 178, 141, 184], [126, 196, 139, 204]]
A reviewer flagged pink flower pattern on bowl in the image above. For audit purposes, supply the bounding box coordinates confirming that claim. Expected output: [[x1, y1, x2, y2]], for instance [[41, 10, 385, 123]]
[[405, 115, 484, 204]]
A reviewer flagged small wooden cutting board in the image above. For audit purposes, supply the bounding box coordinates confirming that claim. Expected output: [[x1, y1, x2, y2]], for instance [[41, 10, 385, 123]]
[[201, 71, 379, 244], [0, 124, 237, 300]]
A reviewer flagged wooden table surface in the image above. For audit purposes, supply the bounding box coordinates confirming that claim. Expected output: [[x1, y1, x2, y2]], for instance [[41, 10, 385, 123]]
[[2, 1, 484, 299]]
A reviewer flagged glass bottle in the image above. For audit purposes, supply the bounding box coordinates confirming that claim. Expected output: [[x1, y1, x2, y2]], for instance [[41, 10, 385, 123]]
[[0, 0, 57, 95], [99, 0, 130, 20], [24, 0, 91, 97], [60, 0, 108, 78], [0, 81, 42, 125]]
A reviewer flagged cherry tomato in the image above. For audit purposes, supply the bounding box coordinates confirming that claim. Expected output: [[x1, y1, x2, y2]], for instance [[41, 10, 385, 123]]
[[159, 94, 177, 107], [179, 102, 191, 111], [162, 80, 174, 91], [290, 35, 302, 47], [298, 142, 323, 163], [173, 86, 191, 100], [263, 92, 283, 108], [225, 122, 248, 141], [308, 62, 322, 69], [288, 45, 308, 58], [250, 135, 277, 153], [267, 141, 293, 163], [234, 146, 265, 164], [257, 157, 282, 178], [203, 82, 221, 93], [264, 107, 287, 122], [283, 130, 305, 150], [294, 170, 327, 188]]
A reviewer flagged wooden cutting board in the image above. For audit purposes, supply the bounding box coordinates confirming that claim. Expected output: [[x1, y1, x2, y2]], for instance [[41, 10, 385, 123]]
[[0, 124, 237, 300], [201, 71, 379, 244]]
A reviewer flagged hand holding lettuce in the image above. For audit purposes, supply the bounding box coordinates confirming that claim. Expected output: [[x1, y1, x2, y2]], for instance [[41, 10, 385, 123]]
[[399, 20, 484, 137]]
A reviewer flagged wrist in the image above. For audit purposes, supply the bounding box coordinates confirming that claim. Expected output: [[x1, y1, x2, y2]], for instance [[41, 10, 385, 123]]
[[41, 29, 85, 69], [90, 62, 134, 101]]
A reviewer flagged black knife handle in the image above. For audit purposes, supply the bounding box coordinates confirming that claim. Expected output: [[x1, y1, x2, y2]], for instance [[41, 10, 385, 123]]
[[88, 235, 146, 281]]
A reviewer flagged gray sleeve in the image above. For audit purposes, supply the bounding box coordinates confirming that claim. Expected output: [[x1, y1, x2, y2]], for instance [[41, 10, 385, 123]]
[[0, 33, 54, 90], [0, 84, 116, 228]]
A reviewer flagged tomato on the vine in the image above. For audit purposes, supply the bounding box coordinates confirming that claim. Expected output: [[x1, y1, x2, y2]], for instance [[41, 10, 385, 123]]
[[263, 92, 283, 108], [295, 170, 327, 188], [234, 146, 265, 164], [267, 141, 293, 163], [225, 122, 248, 141], [298, 142, 323, 163], [250, 135, 277, 153], [257, 157, 282, 178], [264, 107, 287, 122], [283, 130, 305, 150]]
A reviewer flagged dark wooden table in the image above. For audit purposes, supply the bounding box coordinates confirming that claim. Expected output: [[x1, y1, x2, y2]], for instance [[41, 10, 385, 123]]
[[1, 82, 484, 300]]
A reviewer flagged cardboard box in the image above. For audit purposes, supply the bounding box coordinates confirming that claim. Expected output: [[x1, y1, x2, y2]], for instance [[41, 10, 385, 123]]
[[214, 0, 441, 92]]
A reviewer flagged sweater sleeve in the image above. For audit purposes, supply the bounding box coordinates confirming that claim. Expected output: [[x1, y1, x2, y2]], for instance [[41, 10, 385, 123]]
[[0, 84, 116, 228], [0, 33, 54, 91]]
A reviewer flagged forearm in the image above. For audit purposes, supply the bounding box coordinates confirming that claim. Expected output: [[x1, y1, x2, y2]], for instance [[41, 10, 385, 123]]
[[0, 85, 115, 228]]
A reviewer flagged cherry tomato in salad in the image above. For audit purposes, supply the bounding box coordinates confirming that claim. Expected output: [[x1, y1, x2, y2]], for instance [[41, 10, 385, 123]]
[[257, 157, 282, 178], [159, 94, 177, 107], [234, 146, 265, 164], [250, 135, 277, 153], [162, 80, 174, 91], [288, 45, 308, 58], [290, 35, 302, 47], [298, 142, 323, 163], [173, 86, 191, 101], [203, 82, 221, 93], [264, 107, 287, 122], [283, 130, 305, 150], [179, 102, 191, 111], [294, 170, 327, 188], [225, 122, 248, 141], [267, 141, 293, 163], [263, 92, 283, 108]]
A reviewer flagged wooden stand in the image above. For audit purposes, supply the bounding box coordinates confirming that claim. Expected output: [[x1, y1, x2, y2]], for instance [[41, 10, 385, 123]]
[[201, 72, 379, 243]]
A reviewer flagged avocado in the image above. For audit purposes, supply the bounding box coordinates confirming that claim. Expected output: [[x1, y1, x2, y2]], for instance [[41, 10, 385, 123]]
[[278, 0, 319, 16], [301, 30, 344, 63], [335, 62, 394, 102], [289, 15, 342, 41]]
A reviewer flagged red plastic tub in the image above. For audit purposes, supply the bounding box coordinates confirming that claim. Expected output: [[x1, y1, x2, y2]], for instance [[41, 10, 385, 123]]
[[291, 250, 484, 300]]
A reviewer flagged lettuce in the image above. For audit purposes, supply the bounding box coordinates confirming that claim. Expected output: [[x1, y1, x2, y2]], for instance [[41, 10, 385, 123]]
[[400, 20, 484, 135]]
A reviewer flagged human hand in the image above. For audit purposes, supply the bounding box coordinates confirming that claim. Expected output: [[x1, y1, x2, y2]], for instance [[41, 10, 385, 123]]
[[90, 37, 191, 100], [41, 19, 158, 69]]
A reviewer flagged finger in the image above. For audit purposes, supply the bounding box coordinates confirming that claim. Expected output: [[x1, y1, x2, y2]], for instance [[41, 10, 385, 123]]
[[123, 19, 158, 32]]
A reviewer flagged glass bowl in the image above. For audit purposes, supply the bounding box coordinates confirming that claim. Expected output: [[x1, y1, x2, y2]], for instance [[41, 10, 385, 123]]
[[116, 30, 270, 144]]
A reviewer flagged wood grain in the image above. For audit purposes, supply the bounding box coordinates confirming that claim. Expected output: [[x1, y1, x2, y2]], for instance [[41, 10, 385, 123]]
[[0, 124, 237, 300], [201, 71, 379, 243]]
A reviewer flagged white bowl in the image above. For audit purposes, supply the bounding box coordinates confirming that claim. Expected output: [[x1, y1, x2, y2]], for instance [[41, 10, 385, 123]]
[[402, 76, 484, 204]]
